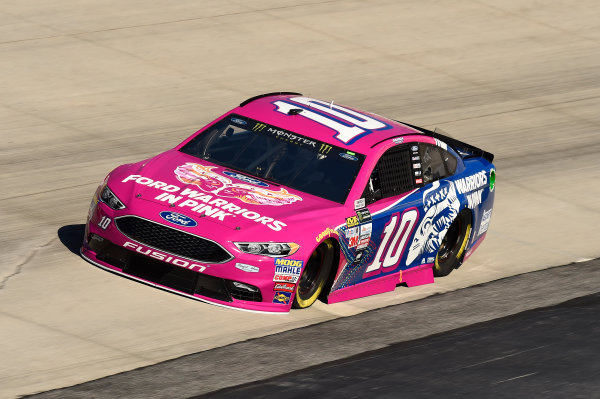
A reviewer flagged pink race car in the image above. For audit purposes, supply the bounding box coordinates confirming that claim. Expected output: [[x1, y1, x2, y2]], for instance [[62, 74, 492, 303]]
[[82, 92, 495, 312]]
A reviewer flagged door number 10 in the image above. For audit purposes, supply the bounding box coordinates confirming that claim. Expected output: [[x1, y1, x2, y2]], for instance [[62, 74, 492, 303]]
[[366, 209, 418, 273]]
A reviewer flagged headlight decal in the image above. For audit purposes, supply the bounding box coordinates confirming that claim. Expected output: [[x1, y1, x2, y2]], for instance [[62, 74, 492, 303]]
[[234, 242, 299, 257], [100, 185, 126, 210]]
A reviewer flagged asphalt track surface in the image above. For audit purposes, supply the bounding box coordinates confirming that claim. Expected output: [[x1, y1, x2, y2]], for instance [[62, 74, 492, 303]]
[[27, 259, 600, 398], [201, 295, 600, 399], [2, 1, 600, 398]]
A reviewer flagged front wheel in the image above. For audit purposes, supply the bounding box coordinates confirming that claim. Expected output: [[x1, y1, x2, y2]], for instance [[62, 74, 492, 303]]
[[293, 240, 334, 309], [434, 210, 472, 277]]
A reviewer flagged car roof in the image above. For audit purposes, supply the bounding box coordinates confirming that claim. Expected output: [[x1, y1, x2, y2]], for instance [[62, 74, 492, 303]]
[[231, 93, 422, 155]]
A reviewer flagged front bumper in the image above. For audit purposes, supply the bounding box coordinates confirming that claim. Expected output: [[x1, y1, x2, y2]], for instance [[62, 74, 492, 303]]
[[82, 202, 295, 313]]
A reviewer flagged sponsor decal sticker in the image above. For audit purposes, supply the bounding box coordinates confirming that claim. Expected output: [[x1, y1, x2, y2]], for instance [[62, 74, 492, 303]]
[[273, 291, 292, 305], [263, 126, 318, 148], [411, 145, 419, 152], [159, 211, 198, 227], [273, 258, 303, 283], [360, 223, 372, 237], [354, 198, 366, 210], [346, 227, 359, 248], [415, 178, 423, 184], [345, 226, 359, 238], [253, 122, 267, 131], [235, 263, 259, 273], [222, 171, 269, 187], [231, 117, 247, 125], [319, 143, 333, 154], [274, 282, 295, 292], [393, 137, 404, 144], [356, 208, 372, 223], [339, 152, 358, 161], [479, 208, 493, 235], [412, 156, 420, 161], [346, 216, 359, 228], [413, 163, 421, 169], [414, 170, 422, 176], [273, 274, 299, 283], [274, 258, 303, 273], [315, 227, 338, 243], [356, 236, 370, 250]]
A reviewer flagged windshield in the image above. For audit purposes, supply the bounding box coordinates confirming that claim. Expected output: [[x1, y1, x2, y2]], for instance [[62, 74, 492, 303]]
[[179, 114, 365, 203]]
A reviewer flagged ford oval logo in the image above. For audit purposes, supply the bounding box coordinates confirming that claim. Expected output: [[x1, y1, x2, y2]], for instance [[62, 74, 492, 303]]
[[223, 171, 269, 187], [339, 152, 358, 161], [231, 117, 247, 125], [159, 211, 197, 227]]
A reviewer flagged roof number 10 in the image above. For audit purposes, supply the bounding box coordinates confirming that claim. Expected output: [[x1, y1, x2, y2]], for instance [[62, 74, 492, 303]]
[[273, 97, 388, 144]]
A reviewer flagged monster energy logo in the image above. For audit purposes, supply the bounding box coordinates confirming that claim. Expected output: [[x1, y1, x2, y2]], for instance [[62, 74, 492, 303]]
[[319, 143, 332, 154], [253, 123, 267, 132]]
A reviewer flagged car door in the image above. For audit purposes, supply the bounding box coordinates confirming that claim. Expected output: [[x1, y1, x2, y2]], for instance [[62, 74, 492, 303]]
[[332, 144, 423, 291], [332, 141, 462, 292]]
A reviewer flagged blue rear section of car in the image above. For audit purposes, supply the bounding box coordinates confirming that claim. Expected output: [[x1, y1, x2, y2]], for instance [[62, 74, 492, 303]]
[[332, 157, 495, 291]]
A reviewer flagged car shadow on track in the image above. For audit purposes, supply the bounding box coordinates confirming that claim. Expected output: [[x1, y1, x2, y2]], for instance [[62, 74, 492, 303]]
[[57, 224, 85, 256]]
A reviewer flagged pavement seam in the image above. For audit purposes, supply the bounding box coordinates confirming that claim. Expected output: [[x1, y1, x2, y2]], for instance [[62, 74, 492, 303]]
[[0, 236, 56, 290]]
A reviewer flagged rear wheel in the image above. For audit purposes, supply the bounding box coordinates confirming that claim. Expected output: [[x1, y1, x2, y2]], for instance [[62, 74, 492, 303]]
[[293, 240, 334, 309], [434, 210, 471, 277]]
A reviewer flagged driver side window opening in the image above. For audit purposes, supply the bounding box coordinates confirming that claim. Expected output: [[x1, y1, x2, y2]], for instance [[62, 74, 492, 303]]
[[363, 145, 414, 205]]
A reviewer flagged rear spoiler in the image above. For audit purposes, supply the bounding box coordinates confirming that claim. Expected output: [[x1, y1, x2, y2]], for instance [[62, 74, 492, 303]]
[[398, 121, 494, 163]]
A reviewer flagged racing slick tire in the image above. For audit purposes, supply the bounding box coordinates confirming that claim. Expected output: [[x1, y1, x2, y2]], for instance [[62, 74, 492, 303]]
[[433, 209, 472, 277], [293, 239, 335, 309]]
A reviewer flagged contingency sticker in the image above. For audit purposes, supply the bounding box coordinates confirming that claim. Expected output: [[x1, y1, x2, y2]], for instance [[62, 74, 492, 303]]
[[479, 208, 493, 235], [273, 258, 303, 283], [356, 208, 372, 223], [273, 291, 292, 305]]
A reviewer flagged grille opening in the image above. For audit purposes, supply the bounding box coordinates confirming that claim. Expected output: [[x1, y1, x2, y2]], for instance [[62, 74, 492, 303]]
[[115, 216, 232, 263]]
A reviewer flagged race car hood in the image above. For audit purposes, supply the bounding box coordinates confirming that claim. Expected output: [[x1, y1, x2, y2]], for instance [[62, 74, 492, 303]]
[[106, 150, 342, 236]]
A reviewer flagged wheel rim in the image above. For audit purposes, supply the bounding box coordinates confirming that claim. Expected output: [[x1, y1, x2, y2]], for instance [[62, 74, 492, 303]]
[[294, 241, 333, 309], [437, 218, 462, 264], [297, 247, 324, 296]]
